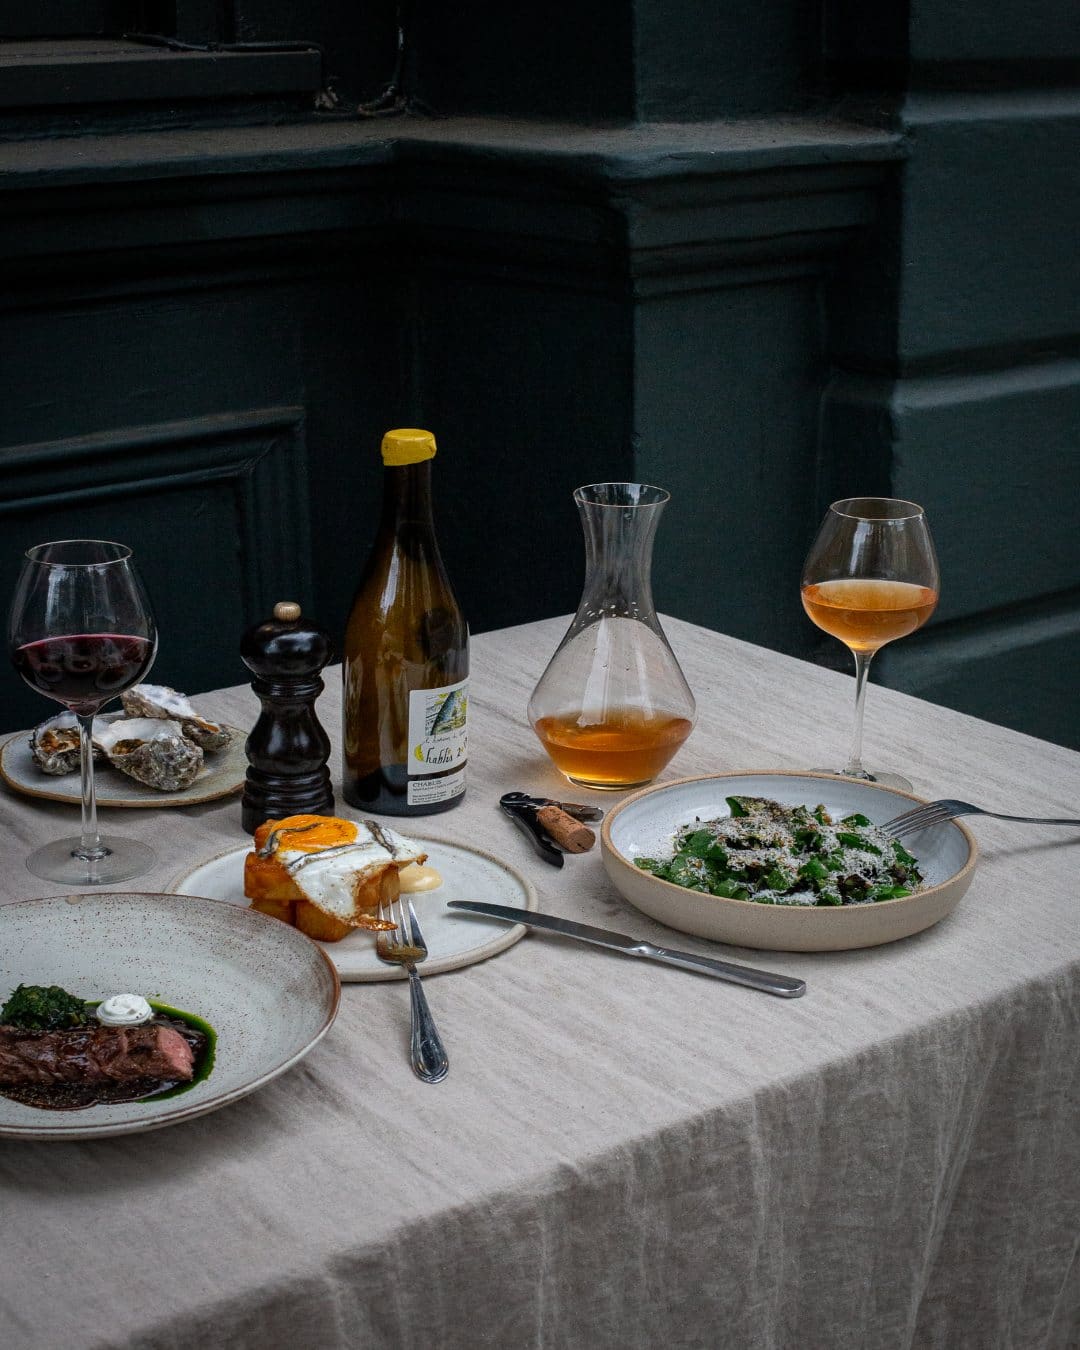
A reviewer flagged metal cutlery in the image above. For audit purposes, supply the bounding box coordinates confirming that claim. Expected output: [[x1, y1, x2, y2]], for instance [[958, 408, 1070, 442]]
[[882, 797, 1080, 838], [376, 895, 449, 1083], [448, 900, 806, 998]]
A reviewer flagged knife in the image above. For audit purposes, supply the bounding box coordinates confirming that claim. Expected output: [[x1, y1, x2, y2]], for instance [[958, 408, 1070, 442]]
[[447, 901, 806, 998]]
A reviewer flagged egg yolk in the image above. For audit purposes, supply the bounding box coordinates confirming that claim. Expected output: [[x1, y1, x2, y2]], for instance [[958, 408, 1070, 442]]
[[271, 815, 358, 852]]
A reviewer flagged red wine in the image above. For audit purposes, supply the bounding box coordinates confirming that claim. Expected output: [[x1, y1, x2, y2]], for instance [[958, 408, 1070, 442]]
[[12, 634, 155, 714]]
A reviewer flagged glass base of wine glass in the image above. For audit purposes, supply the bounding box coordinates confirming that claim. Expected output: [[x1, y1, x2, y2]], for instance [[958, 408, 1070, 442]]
[[25, 837, 157, 887], [813, 767, 913, 793]]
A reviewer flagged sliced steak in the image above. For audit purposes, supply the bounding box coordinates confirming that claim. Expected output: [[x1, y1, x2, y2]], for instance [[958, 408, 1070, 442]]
[[0, 1022, 195, 1086]]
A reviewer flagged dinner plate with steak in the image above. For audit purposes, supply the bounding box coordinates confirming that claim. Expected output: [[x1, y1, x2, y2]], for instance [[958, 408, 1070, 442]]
[[0, 892, 338, 1140]]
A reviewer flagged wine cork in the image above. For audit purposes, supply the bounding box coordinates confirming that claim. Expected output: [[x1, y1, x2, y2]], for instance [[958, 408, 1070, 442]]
[[274, 601, 302, 622], [537, 805, 595, 853]]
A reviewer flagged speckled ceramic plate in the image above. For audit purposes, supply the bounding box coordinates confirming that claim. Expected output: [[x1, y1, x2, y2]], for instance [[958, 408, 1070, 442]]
[[0, 715, 247, 809], [602, 772, 978, 952], [168, 836, 538, 982], [0, 892, 339, 1140]]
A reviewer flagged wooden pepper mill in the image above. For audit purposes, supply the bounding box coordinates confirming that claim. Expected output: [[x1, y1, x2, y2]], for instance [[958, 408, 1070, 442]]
[[240, 601, 334, 833]]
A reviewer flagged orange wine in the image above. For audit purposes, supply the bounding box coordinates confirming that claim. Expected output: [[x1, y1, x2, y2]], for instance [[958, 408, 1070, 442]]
[[532, 707, 693, 789], [801, 578, 938, 653]]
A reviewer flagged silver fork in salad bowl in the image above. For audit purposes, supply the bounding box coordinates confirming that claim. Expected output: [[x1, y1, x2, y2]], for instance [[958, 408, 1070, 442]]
[[375, 895, 449, 1084], [882, 798, 1080, 838]]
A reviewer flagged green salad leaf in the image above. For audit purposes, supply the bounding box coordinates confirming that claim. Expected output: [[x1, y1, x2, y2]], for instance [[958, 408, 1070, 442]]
[[634, 796, 924, 908]]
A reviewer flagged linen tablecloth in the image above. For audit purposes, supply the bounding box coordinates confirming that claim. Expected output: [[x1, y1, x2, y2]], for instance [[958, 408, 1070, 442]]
[[0, 616, 1078, 1350]]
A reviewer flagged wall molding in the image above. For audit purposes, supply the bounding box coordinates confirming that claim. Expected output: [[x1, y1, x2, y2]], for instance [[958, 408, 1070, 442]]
[[0, 115, 902, 299], [0, 405, 311, 621]]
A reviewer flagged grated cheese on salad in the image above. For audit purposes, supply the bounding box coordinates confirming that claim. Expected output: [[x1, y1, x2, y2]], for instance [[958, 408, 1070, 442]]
[[633, 796, 924, 907]]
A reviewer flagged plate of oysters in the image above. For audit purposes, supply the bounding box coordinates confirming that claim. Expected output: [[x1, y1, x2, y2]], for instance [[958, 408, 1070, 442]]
[[0, 684, 246, 808]]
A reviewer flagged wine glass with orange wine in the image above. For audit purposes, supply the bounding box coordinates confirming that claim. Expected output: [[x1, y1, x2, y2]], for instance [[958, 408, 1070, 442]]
[[800, 498, 939, 791]]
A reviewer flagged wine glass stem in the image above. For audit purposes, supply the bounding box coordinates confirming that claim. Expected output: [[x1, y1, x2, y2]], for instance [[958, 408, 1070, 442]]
[[76, 713, 108, 863], [844, 649, 875, 778]]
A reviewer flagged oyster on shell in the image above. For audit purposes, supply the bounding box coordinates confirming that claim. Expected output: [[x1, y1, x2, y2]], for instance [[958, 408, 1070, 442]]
[[29, 713, 88, 775], [94, 718, 204, 791], [120, 684, 231, 752]]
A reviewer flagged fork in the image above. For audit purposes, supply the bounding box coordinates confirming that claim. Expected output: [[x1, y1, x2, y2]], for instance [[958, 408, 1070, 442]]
[[882, 798, 1080, 838], [375, 895, 449, 1084]]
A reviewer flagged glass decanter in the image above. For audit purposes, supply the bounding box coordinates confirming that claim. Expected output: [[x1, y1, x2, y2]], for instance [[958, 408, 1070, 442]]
[[528, 482, 696, 790]]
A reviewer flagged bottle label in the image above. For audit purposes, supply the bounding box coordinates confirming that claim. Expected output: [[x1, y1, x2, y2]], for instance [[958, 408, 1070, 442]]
[[408, 766, 466, 807], [407, 679, 468, 794]]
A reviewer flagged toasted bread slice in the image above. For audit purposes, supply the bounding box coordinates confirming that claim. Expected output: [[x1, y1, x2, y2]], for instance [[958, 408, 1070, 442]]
[[248, 894, 296, 926], [293, 900, 353, 943]]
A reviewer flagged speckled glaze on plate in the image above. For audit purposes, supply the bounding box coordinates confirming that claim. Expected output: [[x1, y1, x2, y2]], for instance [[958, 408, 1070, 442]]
[[0, 892, 339, 1140], [0, 720, 247, 808], [168, 837, 538, 982], [602, 772, 978, 952]]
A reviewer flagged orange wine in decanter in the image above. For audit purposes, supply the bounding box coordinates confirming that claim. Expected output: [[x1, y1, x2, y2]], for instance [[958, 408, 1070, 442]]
[[528, 483, 695, 790], [533, 707, 694, 789]]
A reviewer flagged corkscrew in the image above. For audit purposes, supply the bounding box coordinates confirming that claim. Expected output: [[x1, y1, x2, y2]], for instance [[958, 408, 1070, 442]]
[[499, 792, 603, 867]]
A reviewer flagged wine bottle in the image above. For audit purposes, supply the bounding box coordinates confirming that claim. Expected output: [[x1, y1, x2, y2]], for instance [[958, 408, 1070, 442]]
[[342, 428, 468, 815]]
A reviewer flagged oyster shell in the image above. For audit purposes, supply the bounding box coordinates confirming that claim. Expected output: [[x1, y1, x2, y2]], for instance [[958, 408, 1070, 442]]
[[94, 718, 204, 791], [120, 684, 231, 752], [29, 713, 86, 775]]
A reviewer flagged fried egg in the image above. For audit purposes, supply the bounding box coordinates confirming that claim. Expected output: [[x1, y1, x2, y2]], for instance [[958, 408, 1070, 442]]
[[275, 818, 425, 922], [244, 814, 427, 931]]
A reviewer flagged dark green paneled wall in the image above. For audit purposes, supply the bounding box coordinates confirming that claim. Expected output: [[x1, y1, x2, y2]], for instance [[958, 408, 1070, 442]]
[[823, 1, 1080, 748], [0, 0, 1077, 752], [634, 281, 827, 652]]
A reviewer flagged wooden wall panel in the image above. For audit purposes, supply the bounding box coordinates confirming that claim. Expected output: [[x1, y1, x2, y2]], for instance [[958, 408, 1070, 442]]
[[821, 360, 1080, 620], [635, 280, 826, 656], [0, 97, 1073, 751], [410, 270, 635, 636], [0, 408, 309, 733], [879, 605, 1080, 751], [821, 81, 1080, 747]]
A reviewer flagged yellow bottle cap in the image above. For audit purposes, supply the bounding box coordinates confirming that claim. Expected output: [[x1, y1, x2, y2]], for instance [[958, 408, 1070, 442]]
[[381, 428, 437, 466]]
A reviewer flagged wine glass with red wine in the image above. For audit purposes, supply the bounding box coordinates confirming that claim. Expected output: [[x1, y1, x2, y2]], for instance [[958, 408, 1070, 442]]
[[801, 498, 940, 792], [8, 540, 158, 885]]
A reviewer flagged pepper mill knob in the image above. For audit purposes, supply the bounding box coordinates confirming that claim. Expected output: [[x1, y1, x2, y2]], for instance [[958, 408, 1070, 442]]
[[240, 601, 335, 834]]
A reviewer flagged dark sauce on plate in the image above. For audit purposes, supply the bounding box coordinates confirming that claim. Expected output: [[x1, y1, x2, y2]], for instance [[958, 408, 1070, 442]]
[[0, 1002, 216, 1112]]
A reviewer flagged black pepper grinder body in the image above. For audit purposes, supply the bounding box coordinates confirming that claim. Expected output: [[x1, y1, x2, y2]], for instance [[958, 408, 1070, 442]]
[[241, 601, 334, 833]]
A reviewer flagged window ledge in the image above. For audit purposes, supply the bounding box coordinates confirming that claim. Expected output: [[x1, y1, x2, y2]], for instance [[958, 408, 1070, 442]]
[[0, 39, 322, 108]]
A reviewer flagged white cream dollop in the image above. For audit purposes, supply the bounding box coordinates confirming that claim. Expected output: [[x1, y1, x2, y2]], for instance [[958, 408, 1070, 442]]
[[95, 993, 153, 1026], [398, 863, 443, 893]]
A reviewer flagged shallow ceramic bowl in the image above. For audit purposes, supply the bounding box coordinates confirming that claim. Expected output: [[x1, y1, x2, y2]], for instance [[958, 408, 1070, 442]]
[[601, 772, 978, 952], [0, 891, 340, 1140]]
